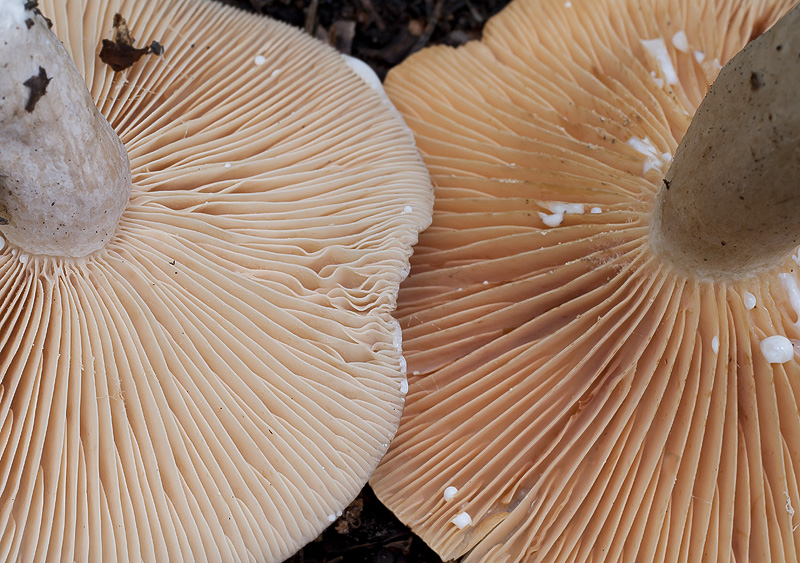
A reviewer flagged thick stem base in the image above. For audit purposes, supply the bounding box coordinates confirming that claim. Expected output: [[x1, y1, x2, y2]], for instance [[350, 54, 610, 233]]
[[650, 5, 800, 280], [0, 5, 131, 258]]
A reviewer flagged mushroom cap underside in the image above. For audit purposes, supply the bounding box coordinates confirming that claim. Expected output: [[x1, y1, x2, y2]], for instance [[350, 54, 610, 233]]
[[0, 0, 432, 561], [370, 0, 800, 561]]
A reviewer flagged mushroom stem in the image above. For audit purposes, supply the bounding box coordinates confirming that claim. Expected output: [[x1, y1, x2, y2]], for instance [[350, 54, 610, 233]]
[[0, 2, 131, 258], [649, 4, 800, 280]]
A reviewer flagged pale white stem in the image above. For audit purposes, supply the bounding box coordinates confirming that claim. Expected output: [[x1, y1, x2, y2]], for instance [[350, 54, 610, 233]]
[[0, 2, 130, 258]]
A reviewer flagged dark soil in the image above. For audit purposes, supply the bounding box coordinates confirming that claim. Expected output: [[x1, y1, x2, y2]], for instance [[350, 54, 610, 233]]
[[216, 0, 512, 79], [210, 1, 515, 561], [284, 486, 447, 563]]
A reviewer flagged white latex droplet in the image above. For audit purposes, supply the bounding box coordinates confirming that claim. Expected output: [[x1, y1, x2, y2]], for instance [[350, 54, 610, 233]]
[[760, 335, 794, 364], [671, 31, 689, 53], [451, 512, 472, 529]]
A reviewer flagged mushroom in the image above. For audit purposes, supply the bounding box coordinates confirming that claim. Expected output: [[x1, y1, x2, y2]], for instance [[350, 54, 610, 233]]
[[370, 0, 800, 561], [0, 0, 431, 561]]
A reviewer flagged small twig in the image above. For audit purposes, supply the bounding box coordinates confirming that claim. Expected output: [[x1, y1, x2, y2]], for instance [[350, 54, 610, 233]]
[[410, 0, 445, 54], [304, 0, 318, 35], [358, 0, 385, 31], [465, 0, 483, 23]]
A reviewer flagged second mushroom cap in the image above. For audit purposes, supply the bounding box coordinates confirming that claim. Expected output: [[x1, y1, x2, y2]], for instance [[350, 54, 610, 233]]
[[370, 0, 800, 561]]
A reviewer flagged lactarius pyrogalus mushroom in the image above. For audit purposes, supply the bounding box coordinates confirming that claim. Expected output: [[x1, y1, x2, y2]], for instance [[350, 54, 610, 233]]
[[370, 0, 800, 561], [0, 0, 432, 560]]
